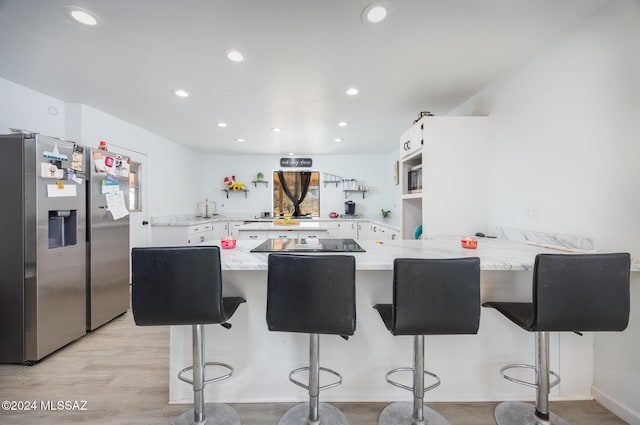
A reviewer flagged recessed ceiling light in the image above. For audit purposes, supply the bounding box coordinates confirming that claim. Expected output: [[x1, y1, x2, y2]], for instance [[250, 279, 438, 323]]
[[63, 6, 99, 26], [236, 138, 245, 143], [361, 2, 392, 24], [338, 121, 348, 127], [334, 138, 344, 142], [173, 89, 189, 98], [346, 88, 359, 96], [217, 122, 227, 128], [288, 152, 295, 156], [271, 127, 282, 132], [226, 49, 245, 62]]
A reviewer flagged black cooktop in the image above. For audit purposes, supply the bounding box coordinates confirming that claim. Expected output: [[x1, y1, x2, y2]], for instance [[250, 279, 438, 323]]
[[250, 238, 365, 253]]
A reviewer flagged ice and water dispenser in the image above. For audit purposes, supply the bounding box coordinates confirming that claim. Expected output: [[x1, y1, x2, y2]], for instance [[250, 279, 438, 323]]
[[48, 210, 78, 249]]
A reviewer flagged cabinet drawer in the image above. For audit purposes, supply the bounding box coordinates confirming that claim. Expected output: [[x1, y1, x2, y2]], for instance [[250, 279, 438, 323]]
[[299, 230, 327, 239], [188, 223, 213, 235], [238, 232, 264, 241], [188, 230, 215, 245], [268, 231, 298, 239]]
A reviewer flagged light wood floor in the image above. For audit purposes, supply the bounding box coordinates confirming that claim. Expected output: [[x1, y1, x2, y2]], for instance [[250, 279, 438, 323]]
[[0, 310, 627, 425]]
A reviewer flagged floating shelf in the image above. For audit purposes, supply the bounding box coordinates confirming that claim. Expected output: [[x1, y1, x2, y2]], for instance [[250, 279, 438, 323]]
[[222, 189, 249, 199], [323, 179, 342, 188], [344, 189, 368, 199], [251, 180, 269, 188]]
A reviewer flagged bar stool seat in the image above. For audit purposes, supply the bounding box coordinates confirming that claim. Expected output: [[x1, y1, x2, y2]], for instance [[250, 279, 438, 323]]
[[483, 253, 630, 425], [374, 257, 481, 425], [266, 253, 356, 425], [132, 246, 246, 425]]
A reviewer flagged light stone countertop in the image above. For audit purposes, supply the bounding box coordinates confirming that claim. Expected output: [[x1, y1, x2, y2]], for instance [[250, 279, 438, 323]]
[[151, 214, 401, 231], [236, 221, 331, 231], [203, 236, 640, 272]]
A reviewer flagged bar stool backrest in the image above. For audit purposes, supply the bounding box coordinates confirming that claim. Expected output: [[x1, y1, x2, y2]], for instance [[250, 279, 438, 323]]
[[266, 254, 356, 335], [131, 246, 226, 326], [392, 258, 481, 335], [533, 253, 630, 332]]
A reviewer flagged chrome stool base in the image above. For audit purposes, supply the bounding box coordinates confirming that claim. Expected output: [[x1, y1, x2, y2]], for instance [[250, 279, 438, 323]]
[[378, 402, 450, 425], [495, 401, 571, 425], [173, 403, 241, 425], [278, 402, 350, 425]]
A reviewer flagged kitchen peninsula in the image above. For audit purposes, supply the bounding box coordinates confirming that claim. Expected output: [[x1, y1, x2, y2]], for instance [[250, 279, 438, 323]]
[[169, 236, 640, 405]]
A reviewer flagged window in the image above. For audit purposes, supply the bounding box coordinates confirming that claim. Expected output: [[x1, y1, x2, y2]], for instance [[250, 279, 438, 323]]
[[273, 171, 320, 217], [128, 161, 141, 212]]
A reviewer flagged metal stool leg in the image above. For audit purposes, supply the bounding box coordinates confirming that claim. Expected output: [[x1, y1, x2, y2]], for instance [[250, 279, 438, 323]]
[[379, 335, 450, 425], [173, 324, 241, 425], [495, 332, 570, 425], [278, 334, 350, 425]]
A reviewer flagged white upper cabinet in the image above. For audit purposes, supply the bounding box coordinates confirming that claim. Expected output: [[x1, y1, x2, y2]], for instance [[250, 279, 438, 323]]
[[400, 116, 490, 239], [400, 119, 424, 159]]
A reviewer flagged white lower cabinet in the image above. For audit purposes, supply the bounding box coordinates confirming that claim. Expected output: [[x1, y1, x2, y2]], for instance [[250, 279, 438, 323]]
[[357, 222, 373, 240], [338, 221, 358, 239], [238, 229, 328, 240], [228, 221, 244, 238], [152, 221, 227, 246]]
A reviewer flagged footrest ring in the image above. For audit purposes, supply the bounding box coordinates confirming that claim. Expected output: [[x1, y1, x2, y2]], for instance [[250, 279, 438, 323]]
[[288, 366, 343, 391], [177, 362, 234, 386], [499, 363, 560, 389], [385, 367, 441, 393]]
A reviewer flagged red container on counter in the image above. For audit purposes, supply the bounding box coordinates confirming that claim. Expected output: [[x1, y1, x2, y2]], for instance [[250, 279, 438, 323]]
[[461, 237, 478, 249], [221, 237, 237, 249]]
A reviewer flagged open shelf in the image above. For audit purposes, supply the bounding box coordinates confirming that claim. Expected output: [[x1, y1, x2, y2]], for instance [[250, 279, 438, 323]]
[[222, 189, 249, 199], [402, 192, 422, 200], [251, 180, 269, 188], [344, 189, 368, 199], [323, 179, 342, 187]]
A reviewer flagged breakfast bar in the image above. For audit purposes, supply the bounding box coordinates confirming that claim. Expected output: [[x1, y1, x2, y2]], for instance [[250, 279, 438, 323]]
[[169, 237, 639, 405]]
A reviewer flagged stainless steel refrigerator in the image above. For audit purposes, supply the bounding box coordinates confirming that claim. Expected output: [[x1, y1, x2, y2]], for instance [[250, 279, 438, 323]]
[[86, 147, 130, 331], [0, 133, 87, 364]]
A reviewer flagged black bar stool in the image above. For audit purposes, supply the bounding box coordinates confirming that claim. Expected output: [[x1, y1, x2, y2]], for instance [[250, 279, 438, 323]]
[[374, 257, 481, 425], [483, 253, 630, 425], [131, 246, 246, 425], [266, 254, 356, 425]]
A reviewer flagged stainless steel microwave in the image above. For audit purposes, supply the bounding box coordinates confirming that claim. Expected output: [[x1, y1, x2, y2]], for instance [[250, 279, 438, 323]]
[[408, 164, 422, 193]]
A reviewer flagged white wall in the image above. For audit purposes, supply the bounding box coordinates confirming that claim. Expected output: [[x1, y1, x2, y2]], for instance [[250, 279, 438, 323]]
[[0, 77, 202, 219], [77, 105, 201, 217], [199, 152, 401, 221], [0, 77, 66, 138], [450, 0, 640, 420]]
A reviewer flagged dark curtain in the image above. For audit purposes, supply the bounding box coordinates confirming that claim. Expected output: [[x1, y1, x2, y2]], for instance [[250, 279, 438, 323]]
[[277, 170, 312, 217]]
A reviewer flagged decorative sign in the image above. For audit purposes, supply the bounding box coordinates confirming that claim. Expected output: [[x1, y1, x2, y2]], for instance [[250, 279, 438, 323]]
[[280, 158, 312, 167]]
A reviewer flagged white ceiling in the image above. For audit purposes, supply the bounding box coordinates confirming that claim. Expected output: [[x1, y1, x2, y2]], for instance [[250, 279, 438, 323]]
[[0, 0, 609, 155]]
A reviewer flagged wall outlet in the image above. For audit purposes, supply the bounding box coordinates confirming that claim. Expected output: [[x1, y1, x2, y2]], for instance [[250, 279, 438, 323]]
[[527, 207, 538, 221]]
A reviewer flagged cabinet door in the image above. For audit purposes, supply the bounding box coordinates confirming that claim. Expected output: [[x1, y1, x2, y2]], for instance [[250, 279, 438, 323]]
[[357, 222, 374, 240], [400, 121, 424, 159], [407, 120, 424, 156], [212, 222, 229, 240], [228, 221, 244, 238], [399, 129, 411, 158], [238, 232, 263, 241], [338, 221, 357, 239]]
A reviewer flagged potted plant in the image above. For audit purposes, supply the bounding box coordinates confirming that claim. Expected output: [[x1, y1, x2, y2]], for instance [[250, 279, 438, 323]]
[[381, 209, 391, 219]]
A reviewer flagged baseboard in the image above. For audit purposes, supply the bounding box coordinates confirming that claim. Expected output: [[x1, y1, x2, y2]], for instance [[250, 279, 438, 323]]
[[592, 385, 640, 425]]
